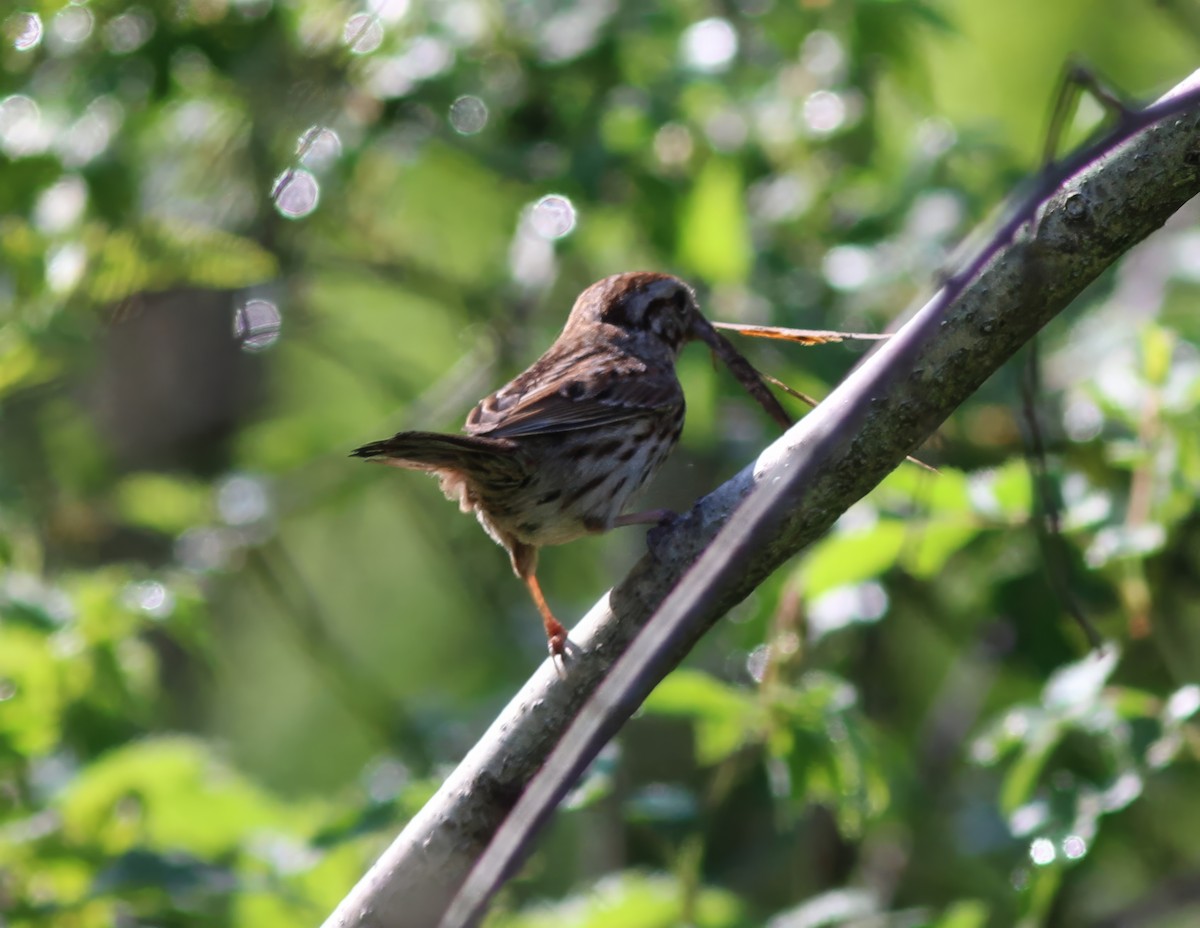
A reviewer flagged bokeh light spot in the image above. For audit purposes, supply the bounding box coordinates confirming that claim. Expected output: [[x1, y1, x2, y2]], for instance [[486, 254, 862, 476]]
[[1029, 837, 1056, 866], [449, 95, 488, 135], [104, 8, 155, 55], [1147, 732, 1180, 768], [176, 527, 235, 572], [746, 644, 770, 682], [232, 0, 274, 20], [803, 90, 846, 136], [50, 5, 93, 50], [537, 0, 616, 64], [406, 36, 453, 78], [34, 176, 88, 233], [530, 195, 576, 239], [1063, 398, 1103, 442], [680, 18, 737, 73], [801, 30, 845, 80], [1166, 683, 1200, 721], [907, 190, 963, 241], [1100, 771, 1143, 811], [809, 582, 888, 640], [823, 244, 874, 291], [299, 126, 341, 170], [749, 173, 813, 223], [704, 110, 748, 152], [1062, 835, 1087, 860], [344, 13, 383, 54], [46, 242, 86, 293], [8, 12, 42, 50], [124, 580, 175, 619], [59, 96, 122, 167], [1009, 801, 1047, 836], [653, 123, 693, 167], [916, 117, 957, 158], [368, 0, 410, 23], [218, 474, 272, 524], [0, 95, 48, 157], [234, 299, 282, 352], [272, 169, 319, 219]]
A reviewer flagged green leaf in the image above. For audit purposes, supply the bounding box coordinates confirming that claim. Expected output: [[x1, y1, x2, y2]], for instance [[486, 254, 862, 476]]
[[644, 670, 760, 765], [934, 899, 991, 928], [876, 466, 971, 515], [677, 159, 750, 283], [772, 674, 888, 835], [85, 220, 278, 302], [112, 473, 212, 536], [801, 520, 908, 597], [0, 626, 65, 755], [1106, 685, 1161, 721], [902, 521, 981, 577], [310, 798, 403, 849], [0, 328, 57, 398], [973, 460, 1033, 519], [489, 871, 743, 928], [999, 724, 1060, 816], [1140, 324, 1174, 387], [57, 737, 320, 856]]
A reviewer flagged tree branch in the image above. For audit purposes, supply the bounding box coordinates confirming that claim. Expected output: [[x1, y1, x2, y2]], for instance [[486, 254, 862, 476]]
[[323, 69, 1200, 928]]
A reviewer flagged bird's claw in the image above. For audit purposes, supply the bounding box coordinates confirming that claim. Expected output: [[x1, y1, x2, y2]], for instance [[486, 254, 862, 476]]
[[548, 632, 577, 678]]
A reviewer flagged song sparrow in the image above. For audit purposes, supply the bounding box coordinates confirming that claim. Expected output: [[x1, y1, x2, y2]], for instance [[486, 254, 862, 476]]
[[352, 272, 790, 661]]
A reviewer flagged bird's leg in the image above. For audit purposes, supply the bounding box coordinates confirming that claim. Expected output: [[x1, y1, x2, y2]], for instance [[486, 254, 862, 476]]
[[525, 572, 568, 658], [613, 509, 679, 561], [511, 543, 569, 672]]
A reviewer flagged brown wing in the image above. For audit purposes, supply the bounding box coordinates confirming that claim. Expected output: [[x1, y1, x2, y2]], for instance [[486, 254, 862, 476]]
[[465, 347, 682, 439]]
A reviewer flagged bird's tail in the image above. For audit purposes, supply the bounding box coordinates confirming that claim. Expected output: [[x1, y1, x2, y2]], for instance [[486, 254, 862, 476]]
[[351, 431, 523, 478]]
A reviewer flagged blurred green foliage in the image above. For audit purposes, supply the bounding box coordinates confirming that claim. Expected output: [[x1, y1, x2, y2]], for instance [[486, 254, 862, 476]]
[[2, 0, 1200, 925]]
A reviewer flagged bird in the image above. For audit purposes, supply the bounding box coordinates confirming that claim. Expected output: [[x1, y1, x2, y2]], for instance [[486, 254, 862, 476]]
[[352, 271, 790, 662]]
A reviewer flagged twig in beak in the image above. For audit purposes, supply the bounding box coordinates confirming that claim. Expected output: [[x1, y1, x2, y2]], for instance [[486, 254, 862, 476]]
[[712, 322, 892, 345], [691, 314, 793, 431]]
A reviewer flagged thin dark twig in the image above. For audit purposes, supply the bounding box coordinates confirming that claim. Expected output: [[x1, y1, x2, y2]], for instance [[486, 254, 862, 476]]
[[1043, 63, 1127, 166], [1022, 62, 1123, 650], [759, 370, 821, 409], [1020, 341, 1103, 649], [760, 370, 938, 474]]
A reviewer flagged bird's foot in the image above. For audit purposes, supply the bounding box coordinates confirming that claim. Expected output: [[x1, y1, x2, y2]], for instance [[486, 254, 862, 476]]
[[546, 622, 576, 678], [612, 507, 679, 559], [645, 511, 681, 557]]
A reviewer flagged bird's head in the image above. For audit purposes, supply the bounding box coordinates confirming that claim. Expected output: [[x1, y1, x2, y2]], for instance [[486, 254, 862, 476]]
[[566, 271, 703, 357]]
